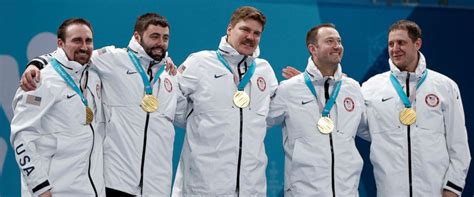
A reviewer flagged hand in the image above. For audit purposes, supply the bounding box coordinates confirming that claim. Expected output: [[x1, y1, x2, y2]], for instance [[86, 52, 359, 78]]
[[39, 190, 52, 197], [165, 57, 177, 76], [282, 66, 301, 79], [20, 65, 41, 91], [442, 189, 458, 197]]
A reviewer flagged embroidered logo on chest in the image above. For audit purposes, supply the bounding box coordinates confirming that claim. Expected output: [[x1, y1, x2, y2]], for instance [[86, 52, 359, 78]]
[[164, 78, 173, 92], [343, 97, 355, 112], [425, 94, 439, 107], [256, 77, 266, 92]]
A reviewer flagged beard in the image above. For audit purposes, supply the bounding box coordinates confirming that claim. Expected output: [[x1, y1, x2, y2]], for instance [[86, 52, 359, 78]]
[[73, 49, 92, 65], [141, 40, 167, 61]]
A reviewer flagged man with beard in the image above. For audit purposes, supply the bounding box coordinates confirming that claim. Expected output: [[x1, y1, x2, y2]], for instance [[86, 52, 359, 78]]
[[11, 18, 105, 196], [172, 6, 278, 196], [267, 23, 367, 197], [21, 13, 182, 196]]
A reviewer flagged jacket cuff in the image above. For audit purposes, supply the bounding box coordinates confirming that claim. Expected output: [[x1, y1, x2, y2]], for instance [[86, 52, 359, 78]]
[[29, 57, 47, 69], [32, 180, 51, 196], [444, 180, 462, 196]]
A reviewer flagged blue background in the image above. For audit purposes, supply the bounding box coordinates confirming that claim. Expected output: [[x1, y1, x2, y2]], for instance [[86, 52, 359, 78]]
[[1, 0, 473, 196]]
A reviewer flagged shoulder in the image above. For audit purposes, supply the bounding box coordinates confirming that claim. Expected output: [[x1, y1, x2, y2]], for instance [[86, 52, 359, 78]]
[[426, 69, 459, 92]]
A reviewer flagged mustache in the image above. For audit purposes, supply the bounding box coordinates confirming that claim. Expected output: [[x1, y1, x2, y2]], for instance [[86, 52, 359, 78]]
[[241, 39, 255, 47]]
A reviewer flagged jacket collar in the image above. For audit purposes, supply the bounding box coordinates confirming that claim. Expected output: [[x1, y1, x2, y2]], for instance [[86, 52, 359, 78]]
[[217, 35, 260, 66], [389, 51, 427, 81], [127, 36, 168, 70], [52, 48, 89, 80], [304, 56, 343, 83]]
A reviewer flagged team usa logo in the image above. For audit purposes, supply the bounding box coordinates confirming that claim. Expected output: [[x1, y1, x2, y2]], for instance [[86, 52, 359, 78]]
[[425, 94, 439, 107], [256, 77, 266, 92], [343, 97, 355, 112], [164, 78, 173, 92]]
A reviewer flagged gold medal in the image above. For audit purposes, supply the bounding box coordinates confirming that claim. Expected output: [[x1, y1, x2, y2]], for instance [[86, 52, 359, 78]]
[[141, 94, 159, 112], [85, 106, 94, 125], [233, 91, 250, 108], [400, 108, 416, 125], [317, 116, 334, 134]]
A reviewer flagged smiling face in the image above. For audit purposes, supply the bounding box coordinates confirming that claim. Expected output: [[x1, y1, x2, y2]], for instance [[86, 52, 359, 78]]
[[134, 24, 169, 61], [57, 23, 93, 65], [388, 29, 421, 72], [309, 27, 343, 68], [226, 19, 262, 56]]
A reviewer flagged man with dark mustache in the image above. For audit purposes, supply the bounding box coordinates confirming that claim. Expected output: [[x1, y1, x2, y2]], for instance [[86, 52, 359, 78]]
[[11, 18, 105, 197], [20, 13, 183, 196], [172, 6, 278, 196]]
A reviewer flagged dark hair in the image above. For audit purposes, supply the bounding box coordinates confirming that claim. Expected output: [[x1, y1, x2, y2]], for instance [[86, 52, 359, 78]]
[[57, 18, 93, 41], [306, 23, 336, 47], [389, 20, 422, 42], [229, 6, 266, 31], [134, 13, 169, 36]]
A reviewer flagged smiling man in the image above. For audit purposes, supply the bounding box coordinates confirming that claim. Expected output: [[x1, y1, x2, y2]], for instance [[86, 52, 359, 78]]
[[361, 20, 470, 197], [267, 23, 367, 197], [10, 18, 105, 197], [172, 6, 278, 196]]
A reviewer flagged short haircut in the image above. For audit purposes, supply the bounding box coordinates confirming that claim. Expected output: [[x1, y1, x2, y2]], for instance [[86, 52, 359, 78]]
[[57, 18, 93, 41], [229, 6, 266, 31], [134, 13, 169, 36], [389, 20, 422, 42], [306, 23, 336, 47]]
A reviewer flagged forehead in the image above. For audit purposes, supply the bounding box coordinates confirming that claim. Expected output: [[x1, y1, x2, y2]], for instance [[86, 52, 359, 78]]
[[233, 19, 263, 31], [388, 29, 410, 41], [144, 24, 169, 35], [317, 27, 340, 39], [65, 24, 92, 39]]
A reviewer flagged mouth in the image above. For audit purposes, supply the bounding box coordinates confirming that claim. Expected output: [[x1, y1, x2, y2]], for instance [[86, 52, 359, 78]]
[[152, 47, 164, 55]]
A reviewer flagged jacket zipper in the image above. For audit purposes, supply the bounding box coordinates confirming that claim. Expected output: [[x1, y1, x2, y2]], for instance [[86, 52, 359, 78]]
[[82, 70, 97, 196], [406, 73, 413, 197], [235, 56, 248, 196], [139, 64, 155, 194], [324, 79, 336, 197], [88, 125, 98, 196]]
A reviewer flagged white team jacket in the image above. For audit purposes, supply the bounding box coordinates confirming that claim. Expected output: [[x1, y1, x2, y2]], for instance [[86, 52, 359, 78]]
[[172, 36, 278, 196], [361, 52, 471, 196], [267, 57, 365, 197], [30, 37, 182, 196], [10, 48, 105, 197]]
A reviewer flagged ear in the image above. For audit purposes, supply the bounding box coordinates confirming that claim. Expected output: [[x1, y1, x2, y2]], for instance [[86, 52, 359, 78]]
[[57, 38, 64, 48], [226, 24, 232, 36], [133, 31, 141, 43], [415, 38, 422, 51], [308, 43, 317, 54]]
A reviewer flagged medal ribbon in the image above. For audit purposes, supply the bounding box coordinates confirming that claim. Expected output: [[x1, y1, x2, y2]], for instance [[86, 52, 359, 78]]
[[128, 50, 165, 95], [389, 70, 428, 108], [51, 59, 89, 107], [303, 72, 342, 117], [216, 51, 256, 91]]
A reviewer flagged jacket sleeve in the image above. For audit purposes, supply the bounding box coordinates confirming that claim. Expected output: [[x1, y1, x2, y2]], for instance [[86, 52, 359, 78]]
[[177, 53, 202, 98], [441, 81, 471, 195], [173, 81, 189, 128], [10, 81, 57, 196], [28, 53, 54, 69], [267, 82, 288, 128]]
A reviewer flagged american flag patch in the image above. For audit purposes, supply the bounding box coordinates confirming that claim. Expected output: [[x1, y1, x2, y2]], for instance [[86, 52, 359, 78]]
[[177, 65, 186, 73], [97, 48, 108, 55], [26, 95, 42, 106]]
